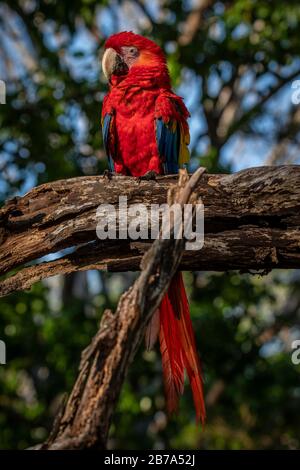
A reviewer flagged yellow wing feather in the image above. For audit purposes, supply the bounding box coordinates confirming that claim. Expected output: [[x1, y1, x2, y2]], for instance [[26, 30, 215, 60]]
[[179, 123, 190, 167]]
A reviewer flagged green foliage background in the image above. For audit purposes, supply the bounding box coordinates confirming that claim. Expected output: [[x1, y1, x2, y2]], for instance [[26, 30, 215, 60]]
[[0, 0, 300, 450]]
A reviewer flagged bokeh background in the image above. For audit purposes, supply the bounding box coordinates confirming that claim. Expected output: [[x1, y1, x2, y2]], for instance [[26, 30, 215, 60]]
[[1, 0, 300, 450]]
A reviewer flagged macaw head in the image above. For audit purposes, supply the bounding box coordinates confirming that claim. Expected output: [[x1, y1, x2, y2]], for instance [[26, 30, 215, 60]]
[[102, 31, 168, 83]]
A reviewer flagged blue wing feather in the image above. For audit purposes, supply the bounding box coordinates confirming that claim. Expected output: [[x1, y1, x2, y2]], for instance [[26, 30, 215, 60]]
[[102, 113, 115, 172], [155, 118, 180, 175]]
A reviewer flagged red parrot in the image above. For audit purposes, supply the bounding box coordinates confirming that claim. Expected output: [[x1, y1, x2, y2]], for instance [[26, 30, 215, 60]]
[[101, 31, 205, 424]]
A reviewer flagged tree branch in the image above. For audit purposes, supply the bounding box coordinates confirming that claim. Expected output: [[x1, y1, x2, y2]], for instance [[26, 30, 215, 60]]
[[1, 165, 300, 298], [34, 168, 204, 450]]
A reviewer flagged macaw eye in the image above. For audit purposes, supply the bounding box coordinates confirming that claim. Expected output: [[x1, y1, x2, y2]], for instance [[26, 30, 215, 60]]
[[120, 46, 139, 62], [127, 47, 138, 56]]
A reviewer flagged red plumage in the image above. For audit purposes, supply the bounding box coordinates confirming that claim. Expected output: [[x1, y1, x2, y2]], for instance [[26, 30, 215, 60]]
[[102, 32, 205, 423], [102, 32, 188, 176]]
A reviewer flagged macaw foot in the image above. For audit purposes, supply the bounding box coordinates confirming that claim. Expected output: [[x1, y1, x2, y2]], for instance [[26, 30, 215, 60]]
[[138, 170, 158, 183], [103, 169, 115, 180]]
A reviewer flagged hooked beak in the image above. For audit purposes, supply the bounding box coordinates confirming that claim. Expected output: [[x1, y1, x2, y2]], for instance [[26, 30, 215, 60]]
[[102, 47, 129, 80]]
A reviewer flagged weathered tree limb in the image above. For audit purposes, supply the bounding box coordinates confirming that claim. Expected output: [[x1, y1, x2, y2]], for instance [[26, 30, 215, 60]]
[[35, 168, 204, 450], [1, 165, 300, 298]]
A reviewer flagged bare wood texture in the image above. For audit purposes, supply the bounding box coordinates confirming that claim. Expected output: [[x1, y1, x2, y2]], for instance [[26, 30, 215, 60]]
[[1, 165, 300, 297]]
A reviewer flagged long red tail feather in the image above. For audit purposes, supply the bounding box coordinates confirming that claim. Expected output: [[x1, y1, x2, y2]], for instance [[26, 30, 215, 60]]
[[159, 294, 184, 414], [158, 272, 206, 424]]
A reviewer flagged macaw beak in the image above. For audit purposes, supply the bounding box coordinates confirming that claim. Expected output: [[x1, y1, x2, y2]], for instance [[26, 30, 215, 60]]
[[102, 47, 129, 80]]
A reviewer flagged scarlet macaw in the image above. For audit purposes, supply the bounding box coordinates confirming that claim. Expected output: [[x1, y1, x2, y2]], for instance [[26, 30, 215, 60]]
[[101, 31, 205, 423]]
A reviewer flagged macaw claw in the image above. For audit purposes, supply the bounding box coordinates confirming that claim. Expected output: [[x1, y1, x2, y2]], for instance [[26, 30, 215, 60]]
[[103, 169, 115, 180], [138, 170, 158, 183]]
